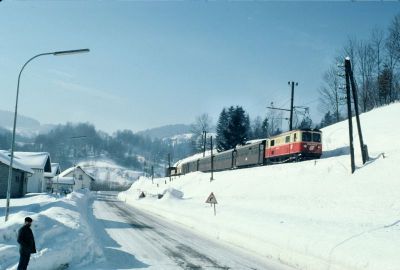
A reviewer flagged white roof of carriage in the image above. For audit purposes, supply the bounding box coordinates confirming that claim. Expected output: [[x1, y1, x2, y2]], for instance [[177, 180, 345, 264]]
[[0, 151, 34, 174]]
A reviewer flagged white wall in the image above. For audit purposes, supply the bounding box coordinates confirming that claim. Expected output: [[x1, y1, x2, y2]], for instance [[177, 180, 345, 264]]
[[26, 169, 44, 193]]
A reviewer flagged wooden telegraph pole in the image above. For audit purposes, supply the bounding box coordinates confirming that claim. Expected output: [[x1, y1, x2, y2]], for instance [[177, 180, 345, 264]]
[[344, 57, 356, 173], [168, 153, 171, 182], [151, 165, 154, 184], [346, 58, 369, 164], [210, 136, 214, 181], [288, 81, 298, 131]]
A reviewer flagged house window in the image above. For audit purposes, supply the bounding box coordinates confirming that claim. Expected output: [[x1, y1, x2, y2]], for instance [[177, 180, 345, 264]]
[[79, 175, 83, 180]]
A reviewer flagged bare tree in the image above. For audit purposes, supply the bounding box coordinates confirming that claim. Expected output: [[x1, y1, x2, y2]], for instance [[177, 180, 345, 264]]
[[318, 65, 343, 122], [385, 15, 400, 103], [357, 40, 376, 111], [370, 28, 385, 106], [386, 14, 400, 102], [190, 113, 213, 152]]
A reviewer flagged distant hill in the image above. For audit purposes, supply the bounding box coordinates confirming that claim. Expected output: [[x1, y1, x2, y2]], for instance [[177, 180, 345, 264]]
[[0, 109, 56, 137], [0, 109, 40, 129], [136, 124, 192, 139]]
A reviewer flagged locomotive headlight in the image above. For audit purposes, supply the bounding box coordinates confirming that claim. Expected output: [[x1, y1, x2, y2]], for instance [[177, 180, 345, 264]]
[[303, 144, 307, 148]]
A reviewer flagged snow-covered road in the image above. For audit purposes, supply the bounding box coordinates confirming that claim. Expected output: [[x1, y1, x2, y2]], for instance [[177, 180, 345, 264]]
[[84, 192, 294, 270]]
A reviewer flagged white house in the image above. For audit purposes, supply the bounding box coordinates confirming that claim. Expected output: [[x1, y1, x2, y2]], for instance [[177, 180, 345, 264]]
[[0, 151, 34, 198], [59, 166, 95, 191], [12, 152, 51, 193], [44, 163, 61, 192]]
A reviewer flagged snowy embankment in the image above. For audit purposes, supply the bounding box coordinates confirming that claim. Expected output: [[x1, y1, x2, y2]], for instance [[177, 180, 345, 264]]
[[119, 103, 400, 270], [0, 191, 102, 270]]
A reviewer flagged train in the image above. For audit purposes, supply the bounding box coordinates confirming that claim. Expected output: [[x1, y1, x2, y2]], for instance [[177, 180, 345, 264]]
[[168, 128, 322, 176]]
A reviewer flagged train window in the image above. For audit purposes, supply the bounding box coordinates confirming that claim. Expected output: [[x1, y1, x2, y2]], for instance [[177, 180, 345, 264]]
[[270, 140, 275, 146], [313, 133, 321, 142], [302, 132, 312, 142], [294, 133, 297, 142], [285, 136, 290, 143]]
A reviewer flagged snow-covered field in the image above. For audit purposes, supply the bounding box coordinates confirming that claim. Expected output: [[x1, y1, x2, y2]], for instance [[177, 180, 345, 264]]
[[119, 103, 400, 270], [0, 191, 102, 270]]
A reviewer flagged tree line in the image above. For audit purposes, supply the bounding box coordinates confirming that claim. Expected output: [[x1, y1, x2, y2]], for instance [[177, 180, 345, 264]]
[[318, 13, 400, 128], [0, 122, 192, 173]]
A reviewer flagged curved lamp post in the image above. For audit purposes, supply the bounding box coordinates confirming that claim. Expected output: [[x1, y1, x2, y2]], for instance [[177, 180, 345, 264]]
[[4, 49, 90, 222]]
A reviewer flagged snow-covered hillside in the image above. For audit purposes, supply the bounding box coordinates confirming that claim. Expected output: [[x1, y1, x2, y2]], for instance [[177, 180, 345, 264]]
[[79, 159, 142, 186], [119, 103, 400, 270]]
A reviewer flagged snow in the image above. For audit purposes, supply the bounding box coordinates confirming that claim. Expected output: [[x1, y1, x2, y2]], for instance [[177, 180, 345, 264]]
[[0, 152, 34, 174], [119, 103, 400, 270], [78, 159, 142, 186], [0, 103, 399, 270], [59, 166, 94, 180], [0, 191, 102, 270], [6, 152, 51, 171], [44, 163, 60, 178]]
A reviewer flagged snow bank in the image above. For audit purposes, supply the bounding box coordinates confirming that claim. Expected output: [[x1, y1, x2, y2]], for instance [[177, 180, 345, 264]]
[[0, 191, 102, 270], [119, 103, 400, 270]]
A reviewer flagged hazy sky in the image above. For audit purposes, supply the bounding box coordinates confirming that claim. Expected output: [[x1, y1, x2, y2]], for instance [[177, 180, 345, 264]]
[[0, 1, 399, 134]]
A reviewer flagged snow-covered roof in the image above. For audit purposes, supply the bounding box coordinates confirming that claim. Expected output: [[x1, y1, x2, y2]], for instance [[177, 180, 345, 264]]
[[59, 166, 95, 181], [51, 176, 74, 185], [45, 163, 61, 178], [0, 151, 34, 174], [5, 151, 52, 172]]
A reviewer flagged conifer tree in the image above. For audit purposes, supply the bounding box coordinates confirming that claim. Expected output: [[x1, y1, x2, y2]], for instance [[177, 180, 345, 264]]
[[216, 108, 230, 151]]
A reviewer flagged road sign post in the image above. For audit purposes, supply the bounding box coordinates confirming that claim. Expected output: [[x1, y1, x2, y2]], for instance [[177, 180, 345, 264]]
[[205, 192, 218, 216]]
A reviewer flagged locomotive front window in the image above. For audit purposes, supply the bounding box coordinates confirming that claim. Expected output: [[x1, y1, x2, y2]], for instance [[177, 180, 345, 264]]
[[285, 136, 290, 143], [302, 132, 312, 142], [312, 133, 321, 142]]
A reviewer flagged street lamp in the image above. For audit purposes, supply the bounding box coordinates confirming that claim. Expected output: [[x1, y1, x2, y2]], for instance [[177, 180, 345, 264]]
[[4, 49, 90, 222]]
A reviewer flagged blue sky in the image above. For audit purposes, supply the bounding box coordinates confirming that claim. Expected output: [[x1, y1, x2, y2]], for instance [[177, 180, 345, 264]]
[[0, 1, 399, 134]]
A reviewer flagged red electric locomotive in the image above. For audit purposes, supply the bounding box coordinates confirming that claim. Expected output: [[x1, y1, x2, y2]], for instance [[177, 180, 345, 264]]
[[265, 129, 322, 163]]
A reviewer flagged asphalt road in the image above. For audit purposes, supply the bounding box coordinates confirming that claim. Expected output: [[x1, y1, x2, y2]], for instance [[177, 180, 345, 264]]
[[84, 192, 294, 270]]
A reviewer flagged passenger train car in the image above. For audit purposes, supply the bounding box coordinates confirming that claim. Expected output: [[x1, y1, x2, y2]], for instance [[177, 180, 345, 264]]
[[174, 129, 322, 176]]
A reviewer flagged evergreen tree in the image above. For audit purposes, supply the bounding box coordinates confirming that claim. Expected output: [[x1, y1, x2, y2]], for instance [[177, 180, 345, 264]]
[[261, 117, 269, 137], [298, 116, 313, 129], [319, 111, 333, 128], [251, 116, 264, 139], [216, 108, 230, 151], [217, 106, 250, 151]]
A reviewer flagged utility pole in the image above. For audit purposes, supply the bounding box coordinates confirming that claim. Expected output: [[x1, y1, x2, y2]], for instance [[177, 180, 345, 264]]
[[168, 153, 171, 182], [210, 136, 214, 181], [203, 130, 207, 157], [344, 58, 356, 174], [288, 81, 298, 131], [346, 58, 369, 164], [266, 82, 299, 132], [151, 165, 154, 184]]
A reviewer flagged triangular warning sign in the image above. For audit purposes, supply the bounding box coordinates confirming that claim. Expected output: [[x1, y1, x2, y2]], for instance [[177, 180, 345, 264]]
[[205, 192, 217, 204]]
